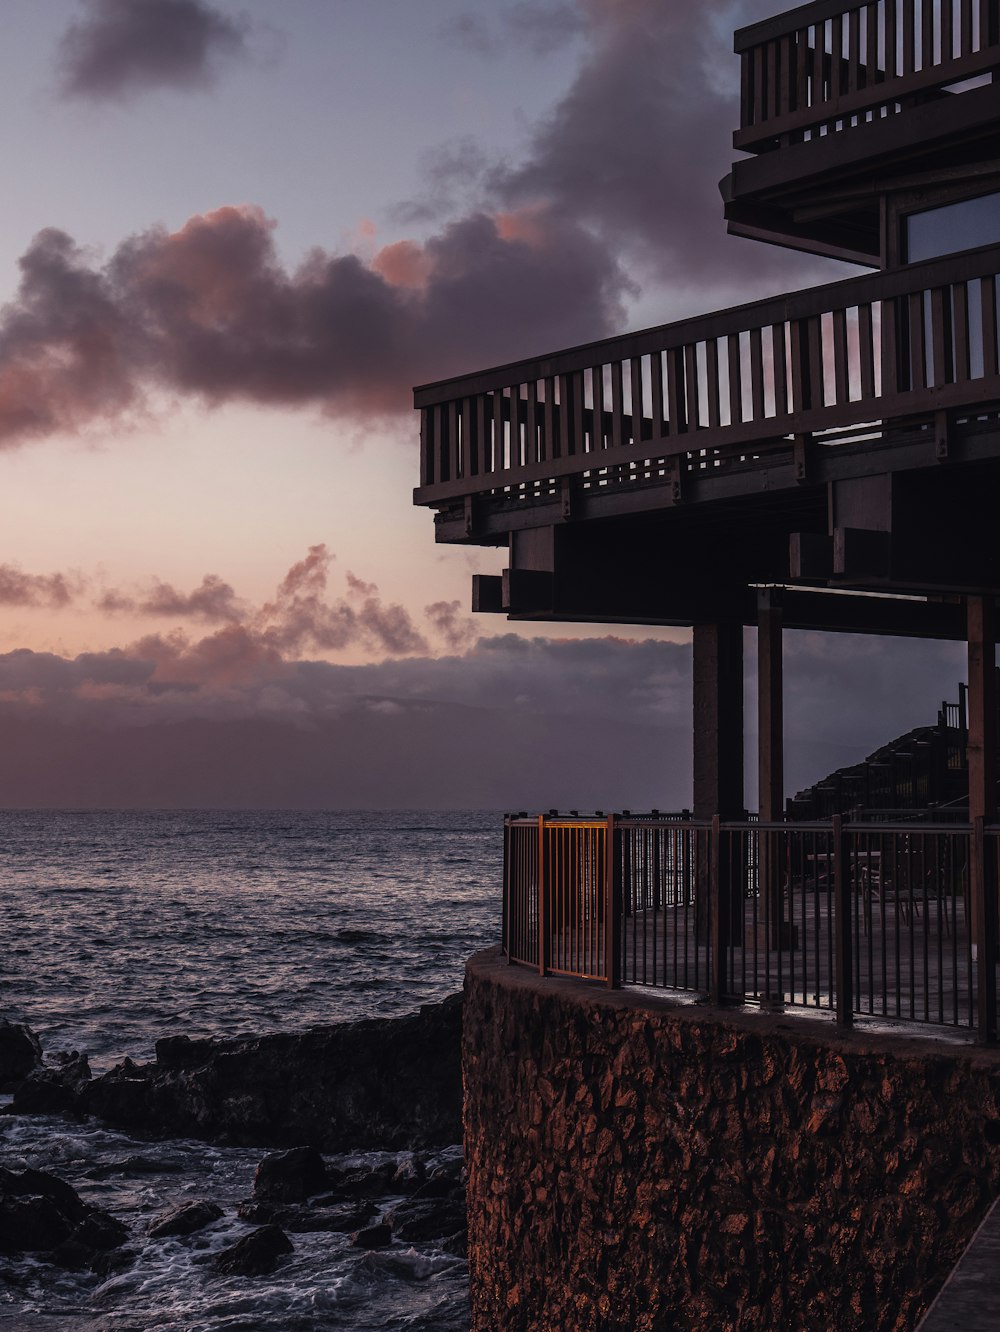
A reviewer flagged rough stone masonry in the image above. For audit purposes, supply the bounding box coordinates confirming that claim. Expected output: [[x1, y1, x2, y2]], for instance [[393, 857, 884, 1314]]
[[463, 947, 1000, 1332]]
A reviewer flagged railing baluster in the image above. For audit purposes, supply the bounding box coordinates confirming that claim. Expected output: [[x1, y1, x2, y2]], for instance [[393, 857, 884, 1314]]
[[649, 352, 665, 440], [727, 334, 743, 425], [630, 357, 644, 446], [833, 307, 850, 403], [750, 327, 766, 421], [542, 378, 556, 462], [610, 361, 624, 450], [590, 367, 604, 452], [666, 347, 687, 434], [981, 275, 999, 376], [960, 0, 973, 56], [684, 345, 701, 432]]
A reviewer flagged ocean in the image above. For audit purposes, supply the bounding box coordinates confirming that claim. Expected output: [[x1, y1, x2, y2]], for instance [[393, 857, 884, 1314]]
[[0, 809, 503, 1331]]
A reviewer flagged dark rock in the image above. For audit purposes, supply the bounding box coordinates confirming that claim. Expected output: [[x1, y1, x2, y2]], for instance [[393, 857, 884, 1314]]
[[73, 1210, 129, 1251], [351, 1221, 392, 1250], [236, 1200, 275, 1224], [0, 1166, 127, 1268], [154, 1035, 218, 1068], [213, 1225, 293, 1277], [440, 1229, 467, 1258], [0, 1019, 42, 1092], [92, 1247, 137, 1278], [285, 1201, 377, 1234], [413, 1174, 462, 1201], [11, 1051, 91, 1115], [322, 1161, 399, 1200], [80, 995, 463, 1151], [253, 1147, 329, 1203], [389, 1199, 467, 1243], [0, 1194, 73, 1253], [147, 1200, 223, 1239]]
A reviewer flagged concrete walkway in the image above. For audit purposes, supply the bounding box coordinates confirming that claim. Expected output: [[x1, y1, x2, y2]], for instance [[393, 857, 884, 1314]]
[[918, 1198, 1000, 1329]]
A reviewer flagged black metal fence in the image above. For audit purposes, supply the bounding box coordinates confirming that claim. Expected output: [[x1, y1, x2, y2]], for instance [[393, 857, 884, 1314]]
[[503, 812, 999, 1041]]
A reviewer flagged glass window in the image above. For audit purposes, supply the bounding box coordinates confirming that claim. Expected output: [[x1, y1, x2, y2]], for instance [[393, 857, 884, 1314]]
[[906, 190, 1000, 261]]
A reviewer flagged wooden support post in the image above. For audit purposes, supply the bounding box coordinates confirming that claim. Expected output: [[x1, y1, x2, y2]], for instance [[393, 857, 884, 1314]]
[[502, 816, 511, 961], [833, 814, 854, 1027], [605, 815, 622, 989], [694, 619, 744, 950], [537, 814, 549, 978], [758, 589, 784, 948], [693, 619, 745, 819], [967, 595, 997, 1041]]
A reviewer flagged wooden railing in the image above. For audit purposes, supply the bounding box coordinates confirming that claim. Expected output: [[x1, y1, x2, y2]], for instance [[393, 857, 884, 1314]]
[[414, 243, 1000, 508], [735, 0, 1000, 153], [504, 812, 999, 1040]]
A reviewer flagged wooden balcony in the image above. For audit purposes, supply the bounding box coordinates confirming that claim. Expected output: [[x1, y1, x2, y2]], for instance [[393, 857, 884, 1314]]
[[414, 241, 1000, 549], [736, 0, 1000, 153], [725, 0, 1000, 261]]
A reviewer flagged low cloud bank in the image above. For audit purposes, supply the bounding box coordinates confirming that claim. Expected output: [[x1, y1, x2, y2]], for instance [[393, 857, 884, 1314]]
[[0, 628, 967, 808]]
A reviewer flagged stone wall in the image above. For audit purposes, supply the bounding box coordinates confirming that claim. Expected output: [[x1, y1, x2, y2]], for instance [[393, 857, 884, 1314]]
[[464, 947, 1000, 1331]]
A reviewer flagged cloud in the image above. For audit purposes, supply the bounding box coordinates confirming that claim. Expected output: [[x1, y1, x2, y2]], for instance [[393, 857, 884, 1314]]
[[0, 0, 847, 451], [0, 628, 967, 807], [134, 573, 246, 622], [57, 0, 251, 103], [425, 600, 477, 653], [489, 0, 836, 301], [0, 204, 626, 447], [0, 565, 80, 608], [443, 4, 583, 58]]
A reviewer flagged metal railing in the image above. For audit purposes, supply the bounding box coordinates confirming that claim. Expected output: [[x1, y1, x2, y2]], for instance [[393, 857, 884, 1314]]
[[735, 0, 1000, 153], [414, 244, 1000, 509], [503, 811, 999, 1040]]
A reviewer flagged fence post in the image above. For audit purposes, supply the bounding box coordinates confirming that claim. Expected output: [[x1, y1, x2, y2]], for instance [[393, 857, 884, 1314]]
[[502, 816, 511, 961], [974, 816, 997, 1042], [605, 815, 622, 989], [537, 814, 549, 978], [710, 814, 728, 1005], [833, 814, 854, 1027]]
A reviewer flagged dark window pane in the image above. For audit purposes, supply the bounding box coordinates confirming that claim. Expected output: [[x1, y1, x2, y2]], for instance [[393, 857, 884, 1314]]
[[907, 191, 1000, 261]]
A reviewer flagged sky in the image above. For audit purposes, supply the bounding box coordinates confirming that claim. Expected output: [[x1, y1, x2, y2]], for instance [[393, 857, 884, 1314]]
[[0, 0, 968, 807]]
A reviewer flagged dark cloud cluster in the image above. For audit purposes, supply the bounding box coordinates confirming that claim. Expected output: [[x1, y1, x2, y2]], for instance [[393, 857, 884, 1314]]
[[0, 205, 625, 446], [57, 0, 250, 103], [0, 565, 79, 608], [490, 0, 835, 300], [0, 0, 846, 449]]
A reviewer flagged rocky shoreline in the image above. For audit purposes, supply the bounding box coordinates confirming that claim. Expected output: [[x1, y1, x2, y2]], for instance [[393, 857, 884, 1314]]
[[0, 999, 467, 1296], [3, 995, 463, 1149]]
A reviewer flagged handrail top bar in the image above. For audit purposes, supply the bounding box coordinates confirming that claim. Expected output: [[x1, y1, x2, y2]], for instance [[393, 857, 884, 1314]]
[[505, 813, 979, 833], [735, 0, 862, 53], [413, 241, 1000, 408]]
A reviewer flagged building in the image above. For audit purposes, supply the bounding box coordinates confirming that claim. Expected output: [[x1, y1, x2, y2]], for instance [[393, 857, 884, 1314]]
[[414, 3, 1000, 1326]]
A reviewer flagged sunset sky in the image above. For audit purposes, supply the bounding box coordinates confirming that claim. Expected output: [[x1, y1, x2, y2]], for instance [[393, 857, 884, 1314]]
[[0, 0, 966, 807]]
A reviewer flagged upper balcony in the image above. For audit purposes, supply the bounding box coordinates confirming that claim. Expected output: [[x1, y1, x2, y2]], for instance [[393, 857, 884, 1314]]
[[414, 242, 1000, 621], [724, 0, 1000, 263]]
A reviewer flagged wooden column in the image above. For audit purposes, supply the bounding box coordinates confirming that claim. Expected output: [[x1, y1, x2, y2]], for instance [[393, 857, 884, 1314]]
[[693, 620, 745, 819], [757, 588, 785, 951], [757, 588, 784, 823], [693, 619, 744, 961], [967, 595, 997, 1040]]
